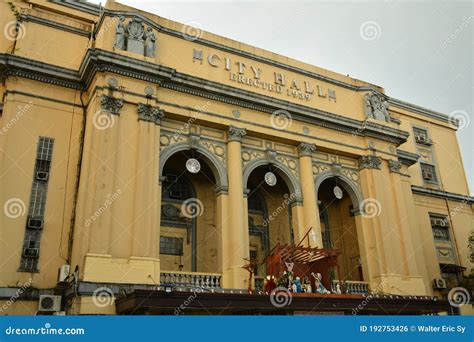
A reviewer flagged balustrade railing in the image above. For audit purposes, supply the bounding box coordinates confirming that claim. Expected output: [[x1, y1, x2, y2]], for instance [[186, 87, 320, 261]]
[[331, 280, 370, 295], [160, 271, 222, 288]]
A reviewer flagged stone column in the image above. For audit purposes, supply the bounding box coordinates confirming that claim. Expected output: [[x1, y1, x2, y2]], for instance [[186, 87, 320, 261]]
[[222, 126, 248, 289], [132, 103, 164, 257], [297, 142, 322, 247]]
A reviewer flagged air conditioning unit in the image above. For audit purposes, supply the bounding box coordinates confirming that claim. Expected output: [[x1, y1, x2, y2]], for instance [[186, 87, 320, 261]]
[[422, 170, 433, 181], [416, 135, 426, 143], [57, 264, 70, 283], [35, 171, 49, 181], [53, 311, 66, 316], [27, 217, 44, 230], [23, 247, 39, 258], [38, 295, 61, 312], [433, 278, 447, 290]]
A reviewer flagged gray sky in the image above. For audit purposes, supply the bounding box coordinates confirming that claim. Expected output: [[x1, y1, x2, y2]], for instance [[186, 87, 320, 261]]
[[89, 0, 473, 194]]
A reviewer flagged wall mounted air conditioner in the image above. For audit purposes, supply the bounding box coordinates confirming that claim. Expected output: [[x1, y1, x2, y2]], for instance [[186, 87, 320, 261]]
[[23, 247, 39, 258], [57, 264, 70, 283], [38, 295, 61, 312], [27, 217, 44, 230], [35, 171, 49, 181]]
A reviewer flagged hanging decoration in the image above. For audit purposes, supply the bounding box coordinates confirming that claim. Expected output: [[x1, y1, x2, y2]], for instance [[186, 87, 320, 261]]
[[264, 171, 277, 186], [186, 158, 201, 173], [333, 185, 343, 199]]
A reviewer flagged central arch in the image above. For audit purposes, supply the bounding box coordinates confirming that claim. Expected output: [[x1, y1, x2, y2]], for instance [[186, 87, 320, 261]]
[[160, 141, 228, 190], [243, 157, 302, 199], [315, 170, 367, 286]]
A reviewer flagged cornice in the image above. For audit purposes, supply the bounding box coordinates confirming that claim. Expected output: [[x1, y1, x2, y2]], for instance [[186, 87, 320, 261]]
[[0, 53, 83, 90], [32, 7, 452, 126], [411, 186, 474, 204], [397, 149, 420, 166], [1, 50, 409, 145], [49, 0, 101, 16], [20, 14, 91, 37], [388, 98, 452, 126]]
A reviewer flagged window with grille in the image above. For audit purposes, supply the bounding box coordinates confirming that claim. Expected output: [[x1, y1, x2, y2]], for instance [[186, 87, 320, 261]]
[[162, 174, 190, 200], [421, 163, 437, 183], [19, 137, 54, 271], [160, 236, 183, 256], [430, 215, 450, 241], [413, 127, 431, 144]]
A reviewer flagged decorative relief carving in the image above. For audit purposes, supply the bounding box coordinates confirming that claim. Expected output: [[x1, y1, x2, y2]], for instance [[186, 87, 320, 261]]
[[364, 91, 390, 122], [113, 16, 156, 58], [241, 150, 264, 167], [276, 155, 298, 178], [312, 162, 361, 188], [388, 160, 402, 173], [201, 140, 226, 165], [100, 94, 123, 115], [359, 155, 382, 170], [312, 163, 330, 176], [137, 102, 164, 124], [159, 131, 185, 150]]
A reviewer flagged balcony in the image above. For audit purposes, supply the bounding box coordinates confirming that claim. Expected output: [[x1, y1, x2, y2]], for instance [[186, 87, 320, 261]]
[[160, 271, 222, 288], [331, 280, 370, 295]]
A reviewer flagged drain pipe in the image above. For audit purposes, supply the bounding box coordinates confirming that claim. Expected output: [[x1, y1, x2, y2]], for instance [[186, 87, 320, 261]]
[[66, 91, 88, 264]]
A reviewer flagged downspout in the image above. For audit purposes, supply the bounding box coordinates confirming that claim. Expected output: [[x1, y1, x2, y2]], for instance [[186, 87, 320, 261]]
[[66, 91, 88, 264]]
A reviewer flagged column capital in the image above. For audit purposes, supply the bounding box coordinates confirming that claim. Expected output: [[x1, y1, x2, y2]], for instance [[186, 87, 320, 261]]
[[137, 103, 164, 125], [101, 94, 123, 115], [359, 155, 382, 170], [388, 160, 402, 173], [228, 126, 246, 142], [298, 142, 317, 157]]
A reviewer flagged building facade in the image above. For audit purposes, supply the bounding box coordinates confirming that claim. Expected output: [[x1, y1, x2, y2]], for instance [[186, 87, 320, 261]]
[[0, 0, 472, 315]]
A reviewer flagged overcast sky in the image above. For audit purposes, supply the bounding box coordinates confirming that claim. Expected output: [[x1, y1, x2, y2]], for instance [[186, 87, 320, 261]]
[[88, 0, 473, 194]]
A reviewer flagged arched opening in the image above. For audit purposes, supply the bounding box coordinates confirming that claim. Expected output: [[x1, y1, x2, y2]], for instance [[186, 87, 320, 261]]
[[317, 177, 364, 283], [160, 150, 219, 273], [246, 165, 296, 290]]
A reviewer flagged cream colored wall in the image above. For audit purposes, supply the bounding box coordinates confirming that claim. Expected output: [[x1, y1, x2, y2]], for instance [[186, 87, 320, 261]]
[[0, 77, 82, 289], [0, 0, 473, 316]]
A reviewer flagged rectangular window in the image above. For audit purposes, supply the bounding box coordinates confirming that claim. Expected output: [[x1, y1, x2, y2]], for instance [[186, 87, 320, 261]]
[[430, 214, 450, 241], [413, 127, 432, 145], [160, 236, 183, 256], [19, 137, 54, 271], [421, 163, 437, 183]]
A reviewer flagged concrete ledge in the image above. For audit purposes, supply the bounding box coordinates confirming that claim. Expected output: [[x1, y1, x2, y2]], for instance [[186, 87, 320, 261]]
[[83, 254, 160, 285]]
